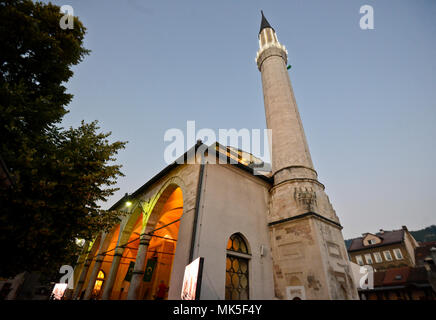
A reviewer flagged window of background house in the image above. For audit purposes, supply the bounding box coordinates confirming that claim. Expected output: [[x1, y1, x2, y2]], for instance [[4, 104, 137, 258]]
[[383, 250, 393, 261], [364, 254, 373, 264], [373, 252, 383, 263], [393, 248, 403, 260]]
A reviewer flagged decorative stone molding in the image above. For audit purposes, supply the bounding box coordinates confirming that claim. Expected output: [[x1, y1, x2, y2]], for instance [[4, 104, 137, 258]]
[[294, 187, 317, 212], [256, 45, 288, 71]]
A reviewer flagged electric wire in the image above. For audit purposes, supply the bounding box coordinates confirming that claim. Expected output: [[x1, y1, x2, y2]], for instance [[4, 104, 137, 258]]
[[76, 218, 181, 266]]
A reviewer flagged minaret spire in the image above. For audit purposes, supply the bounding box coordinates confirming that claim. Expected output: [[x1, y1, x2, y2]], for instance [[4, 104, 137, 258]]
[[259, 10, 274, 35]]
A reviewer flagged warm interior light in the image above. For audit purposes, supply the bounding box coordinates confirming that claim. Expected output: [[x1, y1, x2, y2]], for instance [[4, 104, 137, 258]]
[[126, 201, 132, 207]]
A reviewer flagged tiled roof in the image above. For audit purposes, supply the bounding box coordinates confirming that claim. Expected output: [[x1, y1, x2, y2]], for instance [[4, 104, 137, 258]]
[[373, 271, 386, 287], [348, 229, 404, 252], [382, 267, 411, 286], [369, 266, 430, 289]]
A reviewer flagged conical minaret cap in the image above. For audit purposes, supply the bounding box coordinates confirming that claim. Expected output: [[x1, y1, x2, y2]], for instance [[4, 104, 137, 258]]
[[259, 10, 275, 35]]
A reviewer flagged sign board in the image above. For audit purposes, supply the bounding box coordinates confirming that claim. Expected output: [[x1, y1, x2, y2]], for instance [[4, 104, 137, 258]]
[[285, 286, 306, 300], [51, 283, 68, 300], [181, 257, 204, 300], [143, 258, 157, 282], [124, 261, 135, 282]]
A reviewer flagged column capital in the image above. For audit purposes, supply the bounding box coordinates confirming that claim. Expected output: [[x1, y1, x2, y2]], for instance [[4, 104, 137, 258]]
[[139, 239, 151, 246], [132, 270, 145, 275], [139, 233, 153, 245]]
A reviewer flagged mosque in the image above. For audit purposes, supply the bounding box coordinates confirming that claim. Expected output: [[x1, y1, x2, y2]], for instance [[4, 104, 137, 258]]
[[69, 12, 358, 300]]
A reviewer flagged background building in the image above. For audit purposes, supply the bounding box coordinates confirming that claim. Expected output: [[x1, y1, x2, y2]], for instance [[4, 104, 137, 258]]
[[348, 226, 419, 271], [415, 241, 436, 267], [348, 226, 436, 300], [358, 265, 436, 300]]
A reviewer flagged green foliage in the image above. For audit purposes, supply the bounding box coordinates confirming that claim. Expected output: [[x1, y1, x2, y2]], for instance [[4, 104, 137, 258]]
[[410, 225, 436, 243], [0, 1, 127, 278]]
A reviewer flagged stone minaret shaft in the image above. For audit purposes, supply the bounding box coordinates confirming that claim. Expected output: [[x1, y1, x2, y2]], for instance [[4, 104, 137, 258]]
[[257, 12, 358, 300], [256, 11, 316, 184]]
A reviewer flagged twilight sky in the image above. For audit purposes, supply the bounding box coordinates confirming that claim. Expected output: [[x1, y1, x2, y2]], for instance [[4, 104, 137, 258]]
[[45, 0, 435, 239]]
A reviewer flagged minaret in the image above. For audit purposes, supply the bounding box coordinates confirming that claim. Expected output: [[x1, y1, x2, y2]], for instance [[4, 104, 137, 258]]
[[256, 11, 358, 300], [257, 11, 315, 180]]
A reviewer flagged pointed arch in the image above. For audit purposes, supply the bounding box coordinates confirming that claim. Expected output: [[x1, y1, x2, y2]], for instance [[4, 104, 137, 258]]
[[138, 177, 186, 300], [225, 232, 251, 300], [91, 270, 106, 299], [143, 176, 186, 235], [117, 205, 143, 251], [226, 232, 251, 255]]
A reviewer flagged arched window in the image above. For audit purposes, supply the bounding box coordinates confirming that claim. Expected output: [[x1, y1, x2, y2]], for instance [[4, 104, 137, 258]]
[[92, 270, 105, 299], [225, 233, 250, 300]]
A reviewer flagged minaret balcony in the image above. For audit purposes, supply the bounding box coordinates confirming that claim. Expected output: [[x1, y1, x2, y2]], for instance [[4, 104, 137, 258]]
[[255, 43, 288, 71]]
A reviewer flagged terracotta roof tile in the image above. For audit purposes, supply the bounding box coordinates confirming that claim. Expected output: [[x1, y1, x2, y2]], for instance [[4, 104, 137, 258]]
[[371, 266, 429, 288], [383, 266, 410, 286], [348, 229, 404, 252], [373, 271, 386, 287]]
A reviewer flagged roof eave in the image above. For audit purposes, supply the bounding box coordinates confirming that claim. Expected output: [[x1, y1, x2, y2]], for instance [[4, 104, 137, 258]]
[[108, 142, 273, 211]]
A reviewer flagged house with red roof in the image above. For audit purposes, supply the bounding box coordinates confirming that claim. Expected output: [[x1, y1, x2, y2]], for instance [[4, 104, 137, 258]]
[[348, 226, 436, 300], [347, 226, 419, 271]]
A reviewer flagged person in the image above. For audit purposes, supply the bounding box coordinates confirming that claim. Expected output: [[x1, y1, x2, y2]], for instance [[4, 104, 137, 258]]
[[155, 280, 168, 300]]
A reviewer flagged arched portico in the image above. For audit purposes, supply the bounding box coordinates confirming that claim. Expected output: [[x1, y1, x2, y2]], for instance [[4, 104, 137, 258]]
[[127, 179, 185, 300], [97, 176, 188, 300], [83, 226, 120, 300], [108, 212, 143, 299], [139, 186, 183, 299]]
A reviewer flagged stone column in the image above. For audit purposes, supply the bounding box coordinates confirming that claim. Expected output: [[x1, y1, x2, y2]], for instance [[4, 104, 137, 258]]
[[126, 232, 152, 300], [83, 254, 105, 300], [72, 257, 92, 299], [67, 240, 90, 300], [101, 247, 124, 300]]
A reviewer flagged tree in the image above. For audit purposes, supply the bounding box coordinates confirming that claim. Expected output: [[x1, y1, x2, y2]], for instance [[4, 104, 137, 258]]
[[0, 0, 127, 278]]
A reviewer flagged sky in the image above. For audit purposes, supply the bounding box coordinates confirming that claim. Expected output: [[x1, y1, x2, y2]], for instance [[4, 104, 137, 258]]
[[45, 0, 436, 239]]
